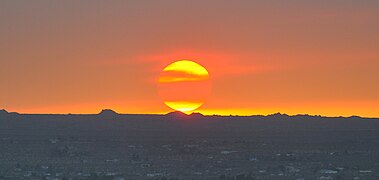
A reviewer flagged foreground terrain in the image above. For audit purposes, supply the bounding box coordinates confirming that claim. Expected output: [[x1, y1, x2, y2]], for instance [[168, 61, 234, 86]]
[[0, 109, 379, 180]]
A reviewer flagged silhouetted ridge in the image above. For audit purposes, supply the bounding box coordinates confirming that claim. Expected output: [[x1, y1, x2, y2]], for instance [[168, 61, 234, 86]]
[[189, 112, 205, 118], [166, 111, 187, 116], [98, 109, 119, 117], [293, 114, 321, 118], [165, 111, 206, 120], [0, 109, 9, 115], [348, 115, 362, 119], [0, 109, 19, 117], [268, 112, 289, 118], [165, 111, 188, 118], [0, 109, 370, 119]]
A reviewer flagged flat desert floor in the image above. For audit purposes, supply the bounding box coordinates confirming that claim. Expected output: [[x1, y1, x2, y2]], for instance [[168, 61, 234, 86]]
[[0, 112, 379, 179]]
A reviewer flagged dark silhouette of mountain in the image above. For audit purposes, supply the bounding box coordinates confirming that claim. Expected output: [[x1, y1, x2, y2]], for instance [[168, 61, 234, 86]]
[[98, 109, 119, 115], [0, 109, 19, 118], [97, 109, 119, 119], [165, 111, 186, 116], [348, 115, 362, 119], [189, 112, 204, 118], [164, 111, 206, 120], [165, 111, 188, 119], [267, 112, 290, 118], [0, 109, 8, 115]]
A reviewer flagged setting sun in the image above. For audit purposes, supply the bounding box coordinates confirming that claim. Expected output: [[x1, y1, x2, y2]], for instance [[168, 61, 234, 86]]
[[158, 60, 211, 112]]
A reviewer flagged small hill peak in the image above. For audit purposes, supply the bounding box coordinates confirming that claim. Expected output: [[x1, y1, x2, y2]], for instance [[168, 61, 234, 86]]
[[166, 111, 188, 116], [98, 109, 119, 116], [268, 112, 289, 117], [166, 111, 188, 118], [0, 109, 9, 115], [189, 112, 204, 118]]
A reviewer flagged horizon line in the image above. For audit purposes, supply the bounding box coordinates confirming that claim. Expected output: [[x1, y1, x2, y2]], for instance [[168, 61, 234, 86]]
[[1, 109, 377, 119]]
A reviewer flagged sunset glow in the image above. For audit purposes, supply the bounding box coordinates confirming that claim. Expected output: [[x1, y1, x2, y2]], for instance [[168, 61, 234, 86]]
[[0, 1, 378, 117], [163, 101, 204, 112]]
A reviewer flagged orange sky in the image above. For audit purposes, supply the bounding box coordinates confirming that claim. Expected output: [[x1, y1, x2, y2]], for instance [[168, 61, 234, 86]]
[[0, 1, 378, 117]]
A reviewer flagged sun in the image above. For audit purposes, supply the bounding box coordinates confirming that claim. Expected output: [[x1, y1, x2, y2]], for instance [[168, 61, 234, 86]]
[[158, 60, 211, 113]]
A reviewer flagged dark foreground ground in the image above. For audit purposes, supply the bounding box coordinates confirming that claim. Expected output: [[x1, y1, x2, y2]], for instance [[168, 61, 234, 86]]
[[1, 110, 379, 180]]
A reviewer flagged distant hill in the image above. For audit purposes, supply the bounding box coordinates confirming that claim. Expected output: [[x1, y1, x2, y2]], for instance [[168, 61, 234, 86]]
[[165, 111, 206, 119], [0, 109, 20, 117], [165, 111, 188, 118], [0, 109, 8, 115], [189, 112, 205, 118], [98, 109, 119, 118]]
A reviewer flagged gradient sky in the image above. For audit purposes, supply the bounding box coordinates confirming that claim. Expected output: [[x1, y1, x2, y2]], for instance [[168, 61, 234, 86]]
[[1, 0, 378, 117]]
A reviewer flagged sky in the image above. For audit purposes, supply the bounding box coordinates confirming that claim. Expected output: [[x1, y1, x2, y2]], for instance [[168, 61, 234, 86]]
[[0, 0, 378, 117]]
